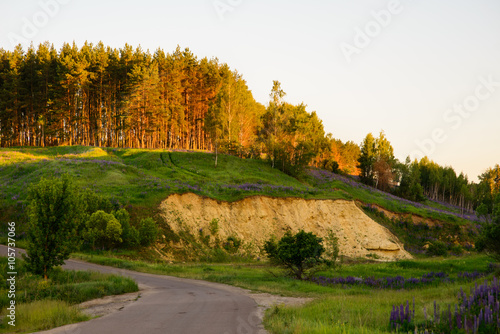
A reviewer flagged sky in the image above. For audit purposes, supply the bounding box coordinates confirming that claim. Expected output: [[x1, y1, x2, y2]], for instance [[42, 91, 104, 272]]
[[1, 0, 499, 181]]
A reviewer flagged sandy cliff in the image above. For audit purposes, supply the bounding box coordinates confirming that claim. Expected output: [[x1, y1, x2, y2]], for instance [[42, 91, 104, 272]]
[[160, 193, 412, 260]]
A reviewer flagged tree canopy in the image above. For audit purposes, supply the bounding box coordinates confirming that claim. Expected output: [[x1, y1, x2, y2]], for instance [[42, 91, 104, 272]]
[[24, 175, 83, 277]]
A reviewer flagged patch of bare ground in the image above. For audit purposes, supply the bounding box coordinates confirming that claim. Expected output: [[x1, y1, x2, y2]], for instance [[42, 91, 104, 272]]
[[160, 193, 412, 261], [77, 285, 148, 318]]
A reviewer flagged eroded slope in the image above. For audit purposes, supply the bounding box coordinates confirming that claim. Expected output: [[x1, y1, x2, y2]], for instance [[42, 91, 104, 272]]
[[160, 193, 411, 260]]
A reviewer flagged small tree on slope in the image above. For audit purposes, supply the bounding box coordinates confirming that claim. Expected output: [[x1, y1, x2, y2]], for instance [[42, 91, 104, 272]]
[[23, 175, 83, 278]]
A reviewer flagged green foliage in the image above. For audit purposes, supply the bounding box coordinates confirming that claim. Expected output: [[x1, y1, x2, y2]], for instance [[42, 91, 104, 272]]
[[397, 157, 426, 202], [85, 210, 123, 250], [323, 230, 341, 268], [138, 217, 158, 247], [476, 203, 490, 223], [426, 240, 449, 257], [476, 194, 500, 261], [209, 218, 219, 236], [358, 133, 377, 186], [81, 188, 113, 216], [264, 230, 325, 280], [223, 235, 242, 254], [24, 175, 83, 277], [259, 82, 326, 175], [358, 131, 396, 190], [113, 208, 139, 248], [0, 300, 88, 333]]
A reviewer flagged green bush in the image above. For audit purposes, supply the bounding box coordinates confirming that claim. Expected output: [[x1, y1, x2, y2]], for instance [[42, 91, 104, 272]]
[[113, 209, 139, 248], [139, 217, 158, 247], [426, 240, 448, 257], [85, 210, 123, 250], [223, 236, 242, 254], [264, 230, 325, 280]]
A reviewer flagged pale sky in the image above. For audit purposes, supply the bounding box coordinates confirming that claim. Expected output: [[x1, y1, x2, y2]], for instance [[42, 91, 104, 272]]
[[1, 0, 499, 182]]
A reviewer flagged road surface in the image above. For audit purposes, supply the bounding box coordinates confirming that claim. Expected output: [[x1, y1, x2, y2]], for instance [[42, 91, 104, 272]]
[[0, 246, 266, 334]]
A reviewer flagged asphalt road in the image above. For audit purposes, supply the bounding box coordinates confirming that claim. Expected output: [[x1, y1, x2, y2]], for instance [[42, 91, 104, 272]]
[[0, 246, 265, 334]]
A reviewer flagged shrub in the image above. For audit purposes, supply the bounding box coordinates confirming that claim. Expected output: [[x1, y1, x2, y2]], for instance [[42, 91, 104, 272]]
[[426, 240, 448, 257], [139, 218, 158, 247], [264, 230, 325, 280], [223, 236, 242, 254], [85, 210, 123, 250], [113, 209, 139, 248]]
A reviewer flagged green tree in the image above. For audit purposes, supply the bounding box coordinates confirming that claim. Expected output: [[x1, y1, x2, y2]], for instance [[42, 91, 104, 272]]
[[358, 131, 396, 189], [113, 208, 139, 248], [264, 230, 325, 280], [139, 217, 158, 247], [397, 157, 425, 202], [358, 133, 377, 185], [476, 193, 500, 261], [85, 210, 123, 250], [23, 175, 82, 278], [260, 81, 286, 168]]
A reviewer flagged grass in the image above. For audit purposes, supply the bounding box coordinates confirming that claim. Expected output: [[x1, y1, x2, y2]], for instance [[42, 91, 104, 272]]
[[0, 300, 88, 334], [0, 146, 472, 217], [0, 146, 476, 254], [264, 283, 468, 334], [70, 252, 496, 333], [0, 257, 139, 332]]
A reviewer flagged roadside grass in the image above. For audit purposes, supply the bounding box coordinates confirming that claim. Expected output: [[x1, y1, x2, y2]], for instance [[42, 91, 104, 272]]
[[0, 300, 88, 334], [0, 257, 138, 332], [71, 252, 494, 333]]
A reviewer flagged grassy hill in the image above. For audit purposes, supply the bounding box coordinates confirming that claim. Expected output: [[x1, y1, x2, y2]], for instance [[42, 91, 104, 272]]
[[0, 146, 478, 255]]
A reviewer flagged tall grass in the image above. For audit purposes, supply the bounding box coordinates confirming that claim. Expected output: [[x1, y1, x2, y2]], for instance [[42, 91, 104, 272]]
[[0, 300, 89, 333]]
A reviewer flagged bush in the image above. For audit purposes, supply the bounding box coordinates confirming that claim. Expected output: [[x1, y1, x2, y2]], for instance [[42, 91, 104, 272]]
[[426, 240, 448, 257], [223, 236, 242, 254], [85, 210, 123, 250], [113, 209, 139, 248], [264, 230, 325, 280], [139, 218, 158, 247]]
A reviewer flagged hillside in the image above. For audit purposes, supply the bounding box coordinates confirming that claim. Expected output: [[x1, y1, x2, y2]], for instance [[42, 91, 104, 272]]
[[161, 193, 411, 261], [0, 146, 478, 257]]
